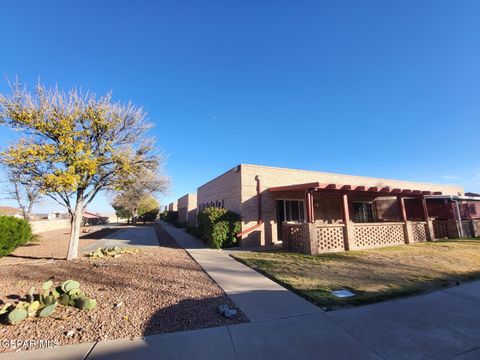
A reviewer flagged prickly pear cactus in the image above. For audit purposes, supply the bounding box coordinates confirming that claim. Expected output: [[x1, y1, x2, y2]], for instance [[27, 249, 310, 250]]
[[8, 308, 28, 324], [75, 297, 97, 311], [87, 246, 140, 258], [0, 304, 11, 315], [39, 303, 57, 318], [62, 280, 80, 293], [51, 288, 61, 299], [42, 280, 53, 291], [59, 293, 70, 306], [27, 301, 40, 317], [2, 279, 97, 325], [27, 287, 35, 303]]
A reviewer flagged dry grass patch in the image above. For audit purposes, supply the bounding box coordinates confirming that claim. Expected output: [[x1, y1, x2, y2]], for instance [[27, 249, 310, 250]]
[[231, 239, 480, 309]]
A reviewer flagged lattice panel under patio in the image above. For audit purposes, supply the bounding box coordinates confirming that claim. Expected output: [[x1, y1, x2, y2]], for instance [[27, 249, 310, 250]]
[[354, 223, 405, 249], [473, 220, 480, 237], [314, 225, 345, 253], [462, 221, 473, 238], [411, 222, 428, 242], [283, 224, 304, 253], [433, 220, 449, 239]]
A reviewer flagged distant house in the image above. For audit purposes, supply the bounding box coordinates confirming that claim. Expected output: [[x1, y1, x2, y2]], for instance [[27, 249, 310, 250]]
[[82, 211, 109, 226], [33, 211, 70, 220], [0, 206, 23, 218]]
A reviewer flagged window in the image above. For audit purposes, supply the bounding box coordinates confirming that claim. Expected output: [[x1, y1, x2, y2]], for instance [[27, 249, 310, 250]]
[[280, 200, 304, 222], [352, 202, 376, 223]]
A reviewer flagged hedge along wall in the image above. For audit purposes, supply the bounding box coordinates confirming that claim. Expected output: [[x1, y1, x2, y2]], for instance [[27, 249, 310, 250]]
[[0, 216, 33, 257], [197, 207, 241, 249]]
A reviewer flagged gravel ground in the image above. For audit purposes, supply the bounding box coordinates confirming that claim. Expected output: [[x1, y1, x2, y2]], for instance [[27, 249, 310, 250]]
[[0, 226, 124, 265], [0, 224, 247, 353]]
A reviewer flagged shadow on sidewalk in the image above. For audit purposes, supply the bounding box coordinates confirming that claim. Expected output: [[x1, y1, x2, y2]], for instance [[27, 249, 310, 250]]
[[153, 223, 182, 249]]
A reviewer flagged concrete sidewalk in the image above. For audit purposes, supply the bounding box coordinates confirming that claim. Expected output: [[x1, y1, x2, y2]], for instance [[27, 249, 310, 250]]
[[2, 223, 480, 360], [159, 221, 322, 322]]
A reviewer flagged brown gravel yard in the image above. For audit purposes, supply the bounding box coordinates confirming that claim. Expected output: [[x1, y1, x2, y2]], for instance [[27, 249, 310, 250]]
[[0, 224, 247, 352], [0, 226, 123, 264]]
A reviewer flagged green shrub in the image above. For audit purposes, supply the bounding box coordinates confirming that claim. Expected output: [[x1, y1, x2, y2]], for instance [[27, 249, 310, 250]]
[[139, 207, 160, 222], [0, 216, 33, 257], [196, 207, 241, 249], [163, 211, 179, 224]]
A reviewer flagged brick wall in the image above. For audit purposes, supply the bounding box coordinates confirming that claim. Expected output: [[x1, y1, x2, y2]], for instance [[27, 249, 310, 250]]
[[168, 202, 178, 211], [240, 164, 463, 246], [177, 193, 197, 226], [197, 166, 242, 214]]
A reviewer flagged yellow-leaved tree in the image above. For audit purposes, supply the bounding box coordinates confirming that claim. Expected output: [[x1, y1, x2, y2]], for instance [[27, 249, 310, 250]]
[[0, 81, 168, 260]]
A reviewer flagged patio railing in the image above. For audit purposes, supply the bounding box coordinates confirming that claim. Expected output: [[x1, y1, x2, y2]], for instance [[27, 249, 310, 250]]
[[282, 220, 433, 255], [282, 223, 304, 253], [353, 222, 405, 249]]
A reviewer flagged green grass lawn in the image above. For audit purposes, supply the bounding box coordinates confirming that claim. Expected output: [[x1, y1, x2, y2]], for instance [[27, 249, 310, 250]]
[[231, 239, 480, 309]]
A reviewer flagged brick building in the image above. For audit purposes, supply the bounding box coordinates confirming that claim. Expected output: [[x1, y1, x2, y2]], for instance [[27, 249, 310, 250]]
[[168, 202, 177, 211], [177, 193, 197, 226], [195, 164, 479, 253]]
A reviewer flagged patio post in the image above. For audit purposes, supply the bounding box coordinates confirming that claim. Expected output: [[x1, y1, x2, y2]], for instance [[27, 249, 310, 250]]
[[305, 190, 314, 223], [341, 193, 355, 250], [398, 195, 407, 222], [341, 193, 350, 223], [421, 196, 435, 241], [398, 195, 413, 244]]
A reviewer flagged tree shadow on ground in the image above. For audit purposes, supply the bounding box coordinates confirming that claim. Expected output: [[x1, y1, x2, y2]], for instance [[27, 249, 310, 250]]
[[5, 254, 61, 261], [80, 227, 123, 239]]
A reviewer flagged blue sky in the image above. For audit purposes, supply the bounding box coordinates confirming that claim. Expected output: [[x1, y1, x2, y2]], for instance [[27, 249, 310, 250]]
[[1, 0, 479, 213]]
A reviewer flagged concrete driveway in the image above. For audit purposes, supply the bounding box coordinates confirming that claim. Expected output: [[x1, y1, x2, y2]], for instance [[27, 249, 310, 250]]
[[81, 226, 158, 253]]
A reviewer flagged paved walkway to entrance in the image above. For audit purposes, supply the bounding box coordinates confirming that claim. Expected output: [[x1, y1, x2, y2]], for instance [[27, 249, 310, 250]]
[[81, 226, 159, 253], [2, 222, 480, 360], [160, 221, 322, 322]]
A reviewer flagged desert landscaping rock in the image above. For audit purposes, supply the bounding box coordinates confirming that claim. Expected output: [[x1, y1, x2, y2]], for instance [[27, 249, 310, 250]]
[[0, 224, 247, 353], [217, 304, 229, 314], [224, 309, 238, 319]]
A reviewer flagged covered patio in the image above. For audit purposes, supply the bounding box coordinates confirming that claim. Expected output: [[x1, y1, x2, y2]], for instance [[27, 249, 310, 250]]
[[268, 182, 440, 255]]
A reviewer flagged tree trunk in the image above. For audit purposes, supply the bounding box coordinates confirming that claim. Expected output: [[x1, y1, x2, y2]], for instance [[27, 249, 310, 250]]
[[67, 196, 84, 260], [25, 203, 34, 221], [21, 208, 29, 221], [132, 208, 138, 225]]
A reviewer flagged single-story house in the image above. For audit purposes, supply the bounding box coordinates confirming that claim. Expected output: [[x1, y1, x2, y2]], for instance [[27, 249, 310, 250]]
[[0, 206, 23, 218], [82, 211, 109, 226], [177, 193, 197, 226], [34, 211, 70, 220], [195, 164, 479, 254]]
